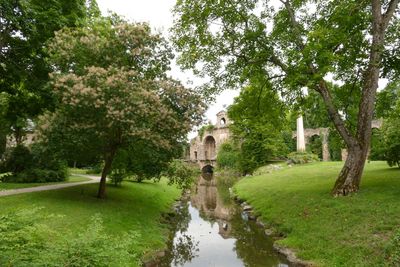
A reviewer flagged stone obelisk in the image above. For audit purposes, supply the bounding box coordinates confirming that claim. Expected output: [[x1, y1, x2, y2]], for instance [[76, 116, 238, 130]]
[[296, 116, 306, 152]]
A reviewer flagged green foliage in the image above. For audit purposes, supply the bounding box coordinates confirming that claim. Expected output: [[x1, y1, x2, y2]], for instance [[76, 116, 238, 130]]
[[216, 142, 240, 170], [374, 81, 400, 167], [0, 0, 87, 141], [287, 152, 319, 165], [171, 0, 399, 98], [225, 84, 290, 174], [370, 129, 386, 161], [306, 135, 322, 159], [163, 160, 199, 190], [0, 208, 140, 266], [1, 144, 68, 183], [109, 149, 129, 186], [381, 118, 400, 168], [198, 124, 214, 140], [376, 80, 400, 119], [2, 145, 33, 173], [86, 162, 104, 174]]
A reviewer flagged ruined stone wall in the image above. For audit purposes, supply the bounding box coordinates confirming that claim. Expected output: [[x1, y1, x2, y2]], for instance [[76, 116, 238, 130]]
[[189, 111, 231, 162]]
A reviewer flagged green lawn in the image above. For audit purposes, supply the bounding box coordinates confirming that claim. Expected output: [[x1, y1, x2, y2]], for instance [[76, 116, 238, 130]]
[[234, 161, 400, 266], [0, 179, 180, 266], [0, 175, 91, 190]]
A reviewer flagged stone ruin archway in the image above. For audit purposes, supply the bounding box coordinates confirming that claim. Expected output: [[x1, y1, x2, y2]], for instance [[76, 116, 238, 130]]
[[188, 110, 231, 169], [201, 164, 214, 174], [293, 128, 330, 161], [204, 135, 216, 160]]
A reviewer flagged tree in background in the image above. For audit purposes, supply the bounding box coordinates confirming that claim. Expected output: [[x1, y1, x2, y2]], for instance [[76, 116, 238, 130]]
[[0, 0, 87, 143], [226, 83, 289, 174], [42, 14, 205, 198], [172, 0, 400, 195], [375, 80, 400, 167]]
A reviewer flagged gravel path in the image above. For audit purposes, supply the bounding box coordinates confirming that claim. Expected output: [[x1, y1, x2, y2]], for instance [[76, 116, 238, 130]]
[[0, 174, 101, 197]]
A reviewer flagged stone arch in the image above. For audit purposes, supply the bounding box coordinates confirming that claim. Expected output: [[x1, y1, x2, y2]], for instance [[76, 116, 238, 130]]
[[201, 164, 214, 174], [307, 134, 323, 159], [371, 119, 383, 129], [292, 127, 330, 161], [220, 117, 226, 125], [204, 135, 216, 160]]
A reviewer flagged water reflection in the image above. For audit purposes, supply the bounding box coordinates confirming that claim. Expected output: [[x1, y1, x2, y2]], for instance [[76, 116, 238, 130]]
[[160, 173, 290, 267]]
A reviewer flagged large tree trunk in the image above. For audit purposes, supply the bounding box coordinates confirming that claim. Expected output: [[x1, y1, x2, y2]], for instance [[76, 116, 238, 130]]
[[331, 144, 369, 196], [97, 149, 116, 199]]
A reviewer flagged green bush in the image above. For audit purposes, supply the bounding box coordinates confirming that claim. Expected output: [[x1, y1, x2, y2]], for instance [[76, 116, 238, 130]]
[[217, 142, 240, 170], [1, 144, 68, 183], [2, 168, 68, 183], [0, 208, 140, 266], [1, 145, 33, 173], [86, 162, 104, 174], [163, 160, 199, 190], [109, 169, 127, 186], [381, 118, 400, 168], [287, 151, 319, 164]]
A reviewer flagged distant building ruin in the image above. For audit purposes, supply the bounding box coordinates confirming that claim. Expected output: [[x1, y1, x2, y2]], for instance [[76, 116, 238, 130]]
[[189, 111, 231, 170]]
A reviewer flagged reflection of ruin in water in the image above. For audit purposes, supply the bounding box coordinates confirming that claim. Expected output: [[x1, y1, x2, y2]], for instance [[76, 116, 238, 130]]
[[159, 173, 290, 267], [191, 172, 232, 238]]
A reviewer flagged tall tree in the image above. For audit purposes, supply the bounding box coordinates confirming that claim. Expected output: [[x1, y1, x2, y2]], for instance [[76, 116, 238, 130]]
[[172, 0, 400, 196], [227, 83, 289, 173], [45, 16, 205, 198], [0, 0, 86, 143]]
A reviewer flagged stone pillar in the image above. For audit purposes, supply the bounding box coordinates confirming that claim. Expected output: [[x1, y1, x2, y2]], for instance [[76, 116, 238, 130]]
[[322, 133, 330, 161], [296, 116, 306, 152]]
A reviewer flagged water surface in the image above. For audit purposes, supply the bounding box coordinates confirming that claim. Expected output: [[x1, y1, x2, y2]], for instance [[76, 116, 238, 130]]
[[160, 173, 290, 267]]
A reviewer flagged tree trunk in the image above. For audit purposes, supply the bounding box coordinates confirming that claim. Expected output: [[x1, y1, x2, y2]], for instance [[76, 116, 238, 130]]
[[331, 144, 369, 196], [14, 127, 23, 146], [97, 150, 116, 199]]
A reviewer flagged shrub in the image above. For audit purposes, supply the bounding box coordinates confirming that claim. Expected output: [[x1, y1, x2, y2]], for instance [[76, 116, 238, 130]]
[[217, 142, 240, 170], [287, 151, 319, 164], [1, 144, 68, 183], [1, 145, 33, 173], [163, 160, 199, 190], [86, 162, 104, 174], [109, 169, 127, 186], [108, 149, 129, 186], [381, 118, 400, 168]]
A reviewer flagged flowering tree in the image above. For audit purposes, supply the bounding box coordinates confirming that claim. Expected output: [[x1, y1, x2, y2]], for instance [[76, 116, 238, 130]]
[[44, 15, 205, 198]]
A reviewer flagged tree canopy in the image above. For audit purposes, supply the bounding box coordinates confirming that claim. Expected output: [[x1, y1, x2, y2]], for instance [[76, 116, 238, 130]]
[[0, 0, 87, 143], [227, 82, 290, 173]]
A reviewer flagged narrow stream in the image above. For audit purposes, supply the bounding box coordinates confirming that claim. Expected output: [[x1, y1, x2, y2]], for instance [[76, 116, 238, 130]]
[[159, 173, 290, 267]]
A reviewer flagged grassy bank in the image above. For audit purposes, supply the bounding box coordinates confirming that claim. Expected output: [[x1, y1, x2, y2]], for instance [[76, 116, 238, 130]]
[[234, 161, 400, 266], [0, 179, 181, 266], [0, 175, 91, 190]]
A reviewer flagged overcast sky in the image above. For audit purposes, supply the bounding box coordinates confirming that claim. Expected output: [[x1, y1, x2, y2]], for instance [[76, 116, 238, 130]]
[[96, 0, 240, 137]]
